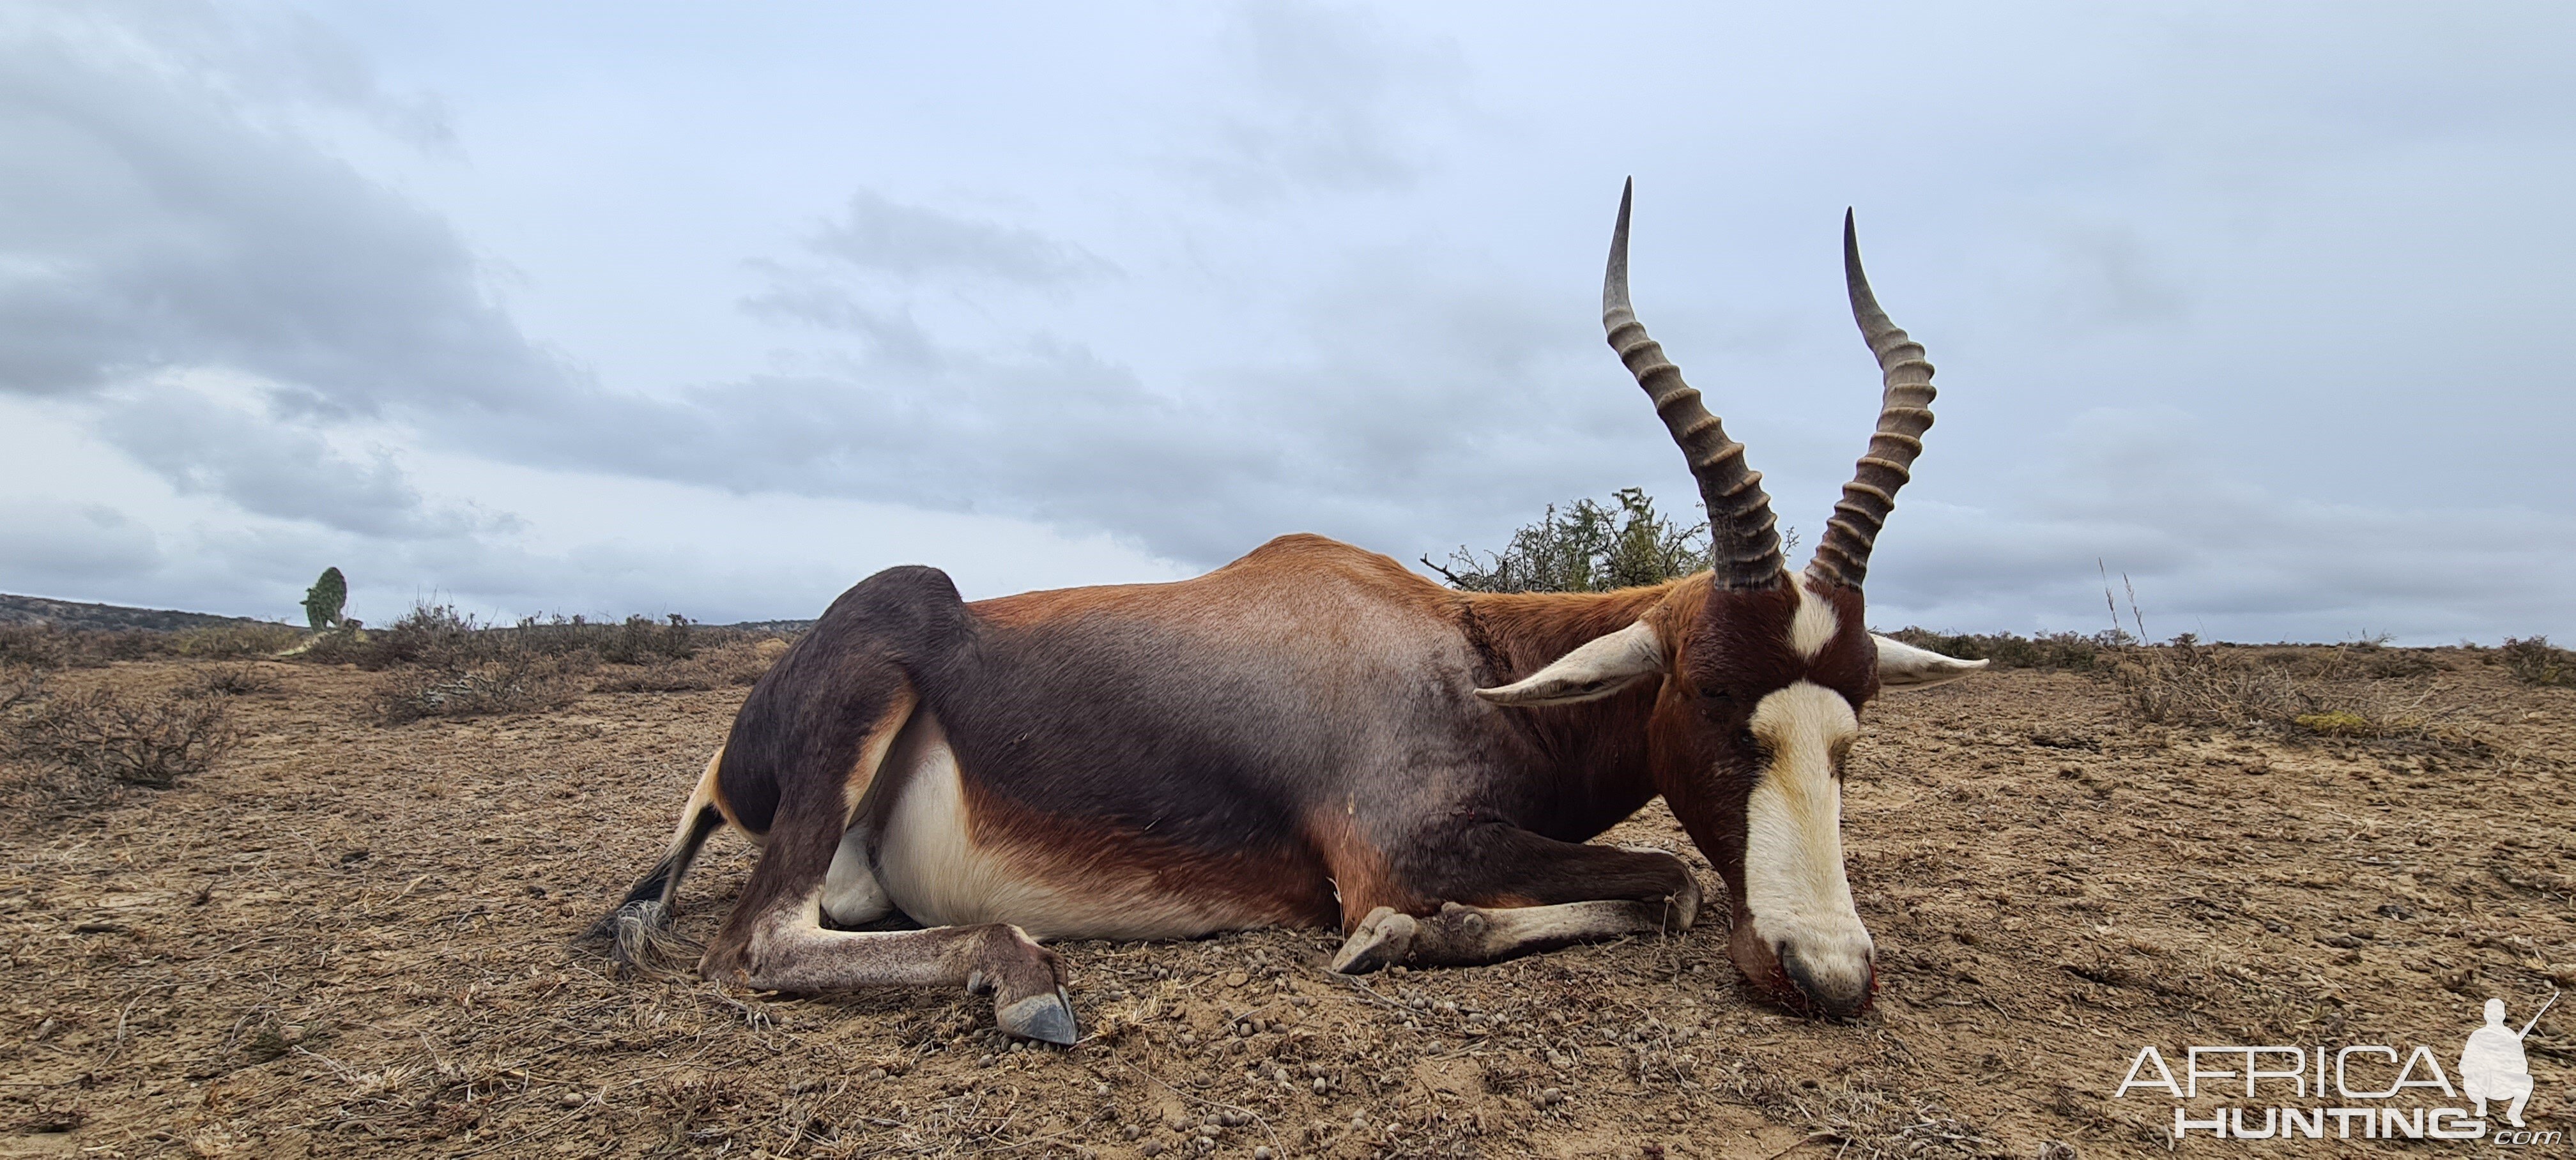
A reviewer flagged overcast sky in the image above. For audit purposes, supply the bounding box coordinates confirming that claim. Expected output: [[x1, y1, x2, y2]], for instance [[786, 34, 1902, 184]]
[[2, 2, 2568, 643]]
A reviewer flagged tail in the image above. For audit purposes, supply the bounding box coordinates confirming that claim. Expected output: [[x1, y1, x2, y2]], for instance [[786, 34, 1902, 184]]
[[581, 750, 730, 975]]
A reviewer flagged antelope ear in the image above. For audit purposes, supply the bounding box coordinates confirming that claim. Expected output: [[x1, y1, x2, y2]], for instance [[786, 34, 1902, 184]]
[[1871, 634, 1988, 690], [1476, 620, 1665, 706]]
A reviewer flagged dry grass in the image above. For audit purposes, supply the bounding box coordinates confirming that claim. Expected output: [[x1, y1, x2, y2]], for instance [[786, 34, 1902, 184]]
[[0, 662, 41, 714], [169, 622, 306, 659], [0, 619, 305, 669], [2105, 636, 2467, 742], [588, 639, 785, 694]]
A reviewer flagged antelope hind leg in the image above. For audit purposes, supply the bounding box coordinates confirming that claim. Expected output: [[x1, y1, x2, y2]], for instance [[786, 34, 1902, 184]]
[[714, 898, 1077, 1044]]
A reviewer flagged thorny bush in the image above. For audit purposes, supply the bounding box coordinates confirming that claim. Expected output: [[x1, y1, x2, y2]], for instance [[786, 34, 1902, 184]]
[[372, 652, 581, 725], [2500, 636, 2574, 687], [8, 685, 238, 789]]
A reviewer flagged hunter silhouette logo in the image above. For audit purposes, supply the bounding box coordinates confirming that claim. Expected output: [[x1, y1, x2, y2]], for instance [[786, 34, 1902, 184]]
[[2462, 993, 2552, 1129], [2113, 990, 2560, 1142]]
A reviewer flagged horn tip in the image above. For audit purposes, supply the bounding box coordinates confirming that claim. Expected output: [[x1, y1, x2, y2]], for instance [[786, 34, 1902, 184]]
[[1605, 179, 1635, 314], [1842, 211, 1880, 317]]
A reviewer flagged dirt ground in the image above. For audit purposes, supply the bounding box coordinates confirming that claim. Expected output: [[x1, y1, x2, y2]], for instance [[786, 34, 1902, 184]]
[[2, 652, 2568, 1158]]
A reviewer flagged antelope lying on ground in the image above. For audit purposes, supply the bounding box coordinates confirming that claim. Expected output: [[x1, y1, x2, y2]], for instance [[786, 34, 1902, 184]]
[[590, 183, 1984, 1042]]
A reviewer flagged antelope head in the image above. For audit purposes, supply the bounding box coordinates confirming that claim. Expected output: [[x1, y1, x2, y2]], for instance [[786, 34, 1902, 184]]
[[1479, 182, 1985, 1016]]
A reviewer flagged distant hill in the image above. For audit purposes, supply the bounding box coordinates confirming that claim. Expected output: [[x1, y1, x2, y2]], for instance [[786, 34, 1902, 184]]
[[0, 593, 286, 633], [717, 618, 816, 635]]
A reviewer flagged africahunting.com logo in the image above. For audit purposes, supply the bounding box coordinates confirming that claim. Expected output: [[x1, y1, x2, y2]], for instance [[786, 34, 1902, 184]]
[[2113, 992, 2559, 1143]]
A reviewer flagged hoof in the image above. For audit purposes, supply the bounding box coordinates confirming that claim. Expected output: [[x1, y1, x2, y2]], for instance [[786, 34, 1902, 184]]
[[996, 988, 1079, 1045], [1329, 907, 1418, 973]]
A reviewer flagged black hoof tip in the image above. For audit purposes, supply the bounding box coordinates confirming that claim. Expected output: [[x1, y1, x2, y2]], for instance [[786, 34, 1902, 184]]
[[997, 991, 1079, 1046]]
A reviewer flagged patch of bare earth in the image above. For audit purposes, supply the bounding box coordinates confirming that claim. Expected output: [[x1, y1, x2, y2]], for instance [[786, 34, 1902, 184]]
[[1, 653, 2567, 1157]]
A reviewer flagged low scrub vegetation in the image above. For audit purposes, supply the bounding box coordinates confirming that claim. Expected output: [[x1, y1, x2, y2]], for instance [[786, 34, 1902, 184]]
[[2106, 634, 2455, 740], [2, 600, 789, 733], [6, 685, 238, 790], [350, 604, 781, 723], [182, 662, 282, 698], [373, 652, 584, 724], [587, 639, 783, 693], [0, 619, 303, 668], [169, 622, 305, 658], [2500, 635, 2573, 687]]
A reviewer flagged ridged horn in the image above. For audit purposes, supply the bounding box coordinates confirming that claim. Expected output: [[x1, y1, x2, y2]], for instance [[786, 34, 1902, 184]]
[[1604, 179, 1784, 590], [1807, 210, 1936, 590]]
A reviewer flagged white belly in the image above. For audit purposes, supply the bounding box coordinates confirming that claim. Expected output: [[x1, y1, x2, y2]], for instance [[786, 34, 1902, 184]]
[[868, 711, 1274, 941]]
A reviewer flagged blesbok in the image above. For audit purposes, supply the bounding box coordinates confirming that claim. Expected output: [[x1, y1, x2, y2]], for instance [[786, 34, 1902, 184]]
[[590, 183, 1984, 1043]]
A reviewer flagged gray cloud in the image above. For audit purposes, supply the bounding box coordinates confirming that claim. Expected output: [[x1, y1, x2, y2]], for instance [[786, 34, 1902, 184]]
[[521, 236, 1632, 569], [0, 499, 162, 595], [802, 190, 1115, 286], [89, 385, 498, 538], [1862, 409, 2576, 644], [0, 3, 556, 413], [1179, 1, 1464, 199], [2, 2, 2568, 646]]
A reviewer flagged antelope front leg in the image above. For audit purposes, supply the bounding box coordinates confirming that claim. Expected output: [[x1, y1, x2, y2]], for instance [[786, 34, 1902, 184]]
[[1328, 830, 1700, 973], [1332, 894, 1697, 972]]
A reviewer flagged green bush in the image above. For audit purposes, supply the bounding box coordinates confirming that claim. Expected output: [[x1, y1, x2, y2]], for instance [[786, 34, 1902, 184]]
[[1427, 487, 1744, 593]]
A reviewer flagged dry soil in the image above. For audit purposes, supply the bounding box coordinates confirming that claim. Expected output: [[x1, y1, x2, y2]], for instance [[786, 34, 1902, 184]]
[[2, 653, 2569, 1158]]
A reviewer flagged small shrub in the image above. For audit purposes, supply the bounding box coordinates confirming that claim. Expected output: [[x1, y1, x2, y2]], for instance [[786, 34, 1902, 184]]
[[599, 614, 697, 665], [0, 623, 72, 668], [359, 602, 487, 671], [373, 653, 579, 724], [185, 664, 281, 698], [2501, 636, 2574, 687], [11, 687, 238, 788]]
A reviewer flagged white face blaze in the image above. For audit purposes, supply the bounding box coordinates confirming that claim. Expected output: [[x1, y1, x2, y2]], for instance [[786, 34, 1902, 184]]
[[1741, 679, 1873, 1002]]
